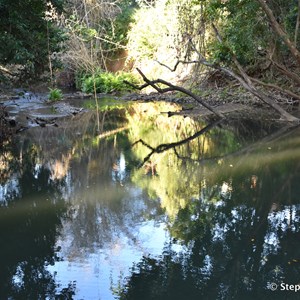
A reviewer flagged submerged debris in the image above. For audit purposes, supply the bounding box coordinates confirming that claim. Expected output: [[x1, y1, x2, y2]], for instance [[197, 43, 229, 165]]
[[53, 103, 84, 116], [26, 116, 58, 127]]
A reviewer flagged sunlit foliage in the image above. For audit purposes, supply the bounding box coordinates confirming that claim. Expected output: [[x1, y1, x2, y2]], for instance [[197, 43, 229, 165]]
[[80, 70, 140, 93]]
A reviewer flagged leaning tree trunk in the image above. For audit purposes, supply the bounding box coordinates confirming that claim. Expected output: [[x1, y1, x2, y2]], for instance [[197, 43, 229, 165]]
[[256, 0, 300, 65], [210, 24, 299, 122], [218, 62, 298, 122]]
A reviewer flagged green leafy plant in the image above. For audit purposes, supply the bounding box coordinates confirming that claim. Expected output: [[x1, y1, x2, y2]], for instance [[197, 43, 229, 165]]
[[48, 88, 63, 102], [81, 71, 140, 94]]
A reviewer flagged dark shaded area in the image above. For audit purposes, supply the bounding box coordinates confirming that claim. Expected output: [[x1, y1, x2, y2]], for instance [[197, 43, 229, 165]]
[[0, 0, 65, 79], [0, 141, 75, 299]]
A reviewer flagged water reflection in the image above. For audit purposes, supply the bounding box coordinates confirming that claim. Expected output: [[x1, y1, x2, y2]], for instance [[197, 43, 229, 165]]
[[121, 105, 300, 300], [0, 101, 300, 299], [0, 160, 73, 298]]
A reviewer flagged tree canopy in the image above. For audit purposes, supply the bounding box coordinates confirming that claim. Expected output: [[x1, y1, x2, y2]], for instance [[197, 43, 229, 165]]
[[1, 0, 300, 120], [0, 0, 65, 78]]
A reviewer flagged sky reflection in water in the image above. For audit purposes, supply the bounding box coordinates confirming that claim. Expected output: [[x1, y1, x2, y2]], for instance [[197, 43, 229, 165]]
[[1, 101, 300, 299]]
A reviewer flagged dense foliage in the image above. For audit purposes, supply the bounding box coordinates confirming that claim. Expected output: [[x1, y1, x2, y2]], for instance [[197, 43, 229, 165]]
[[79, 71, 140, 93], [127, 0, 300, 69], [1, 0, 300, 102], [0, 0, 65, 79], [204, 0, 299, 68]]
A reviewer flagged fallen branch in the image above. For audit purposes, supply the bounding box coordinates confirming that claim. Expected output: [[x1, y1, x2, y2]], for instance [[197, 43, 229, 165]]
[[136, 25, 299, 122], [157, 51, 299, 121], [124, 68, 224, 118], [250, 77, 300, 101], [269, 58, 300, 86], [167, 26, 299, 122], [210, 24, 299, 122]]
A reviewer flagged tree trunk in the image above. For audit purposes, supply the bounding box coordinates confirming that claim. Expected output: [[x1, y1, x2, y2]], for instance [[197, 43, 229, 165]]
[[294, 0, 300, 44], [256, 0, 300, 65], [210, 24, 299, 122]]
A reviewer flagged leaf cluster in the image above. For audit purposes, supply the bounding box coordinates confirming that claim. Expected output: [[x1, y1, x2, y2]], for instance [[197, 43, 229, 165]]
[[48, 87, 63, 101], [80, 71, 141, 94]]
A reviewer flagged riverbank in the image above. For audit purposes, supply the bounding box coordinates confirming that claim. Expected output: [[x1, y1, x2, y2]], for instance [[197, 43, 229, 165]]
[[1, 83, 299, 148]]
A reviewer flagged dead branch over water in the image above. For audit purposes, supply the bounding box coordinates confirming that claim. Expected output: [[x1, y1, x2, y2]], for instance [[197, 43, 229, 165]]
[[124, 68, 224, 119]]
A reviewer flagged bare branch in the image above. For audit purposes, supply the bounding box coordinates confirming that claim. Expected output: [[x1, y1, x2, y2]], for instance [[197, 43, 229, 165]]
[[270, 59, 300, 86], [250, 77, 300, 101], [125, 68, 224, 118], [154, 59, 199, 72]]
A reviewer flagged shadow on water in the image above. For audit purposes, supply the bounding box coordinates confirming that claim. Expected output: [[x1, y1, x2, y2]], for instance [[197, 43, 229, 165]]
[[0, 149, 75, 298], [1, 100, 300, 299]]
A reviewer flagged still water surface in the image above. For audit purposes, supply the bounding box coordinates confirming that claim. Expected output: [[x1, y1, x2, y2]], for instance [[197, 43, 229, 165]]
[[1, 100, 300, 299]]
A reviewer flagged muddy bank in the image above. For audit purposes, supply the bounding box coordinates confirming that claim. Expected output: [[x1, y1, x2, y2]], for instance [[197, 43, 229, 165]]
[[1, 86, 298, 147], [0, 89, 89, 144]]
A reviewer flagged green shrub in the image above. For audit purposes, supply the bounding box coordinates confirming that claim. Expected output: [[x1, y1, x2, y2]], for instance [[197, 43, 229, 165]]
[[48, 88, 63, 102], [81, 71, 140, 94]]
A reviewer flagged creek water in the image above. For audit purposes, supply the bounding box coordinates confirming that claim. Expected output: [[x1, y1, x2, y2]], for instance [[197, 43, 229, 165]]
[[1, 99, 300, 299]]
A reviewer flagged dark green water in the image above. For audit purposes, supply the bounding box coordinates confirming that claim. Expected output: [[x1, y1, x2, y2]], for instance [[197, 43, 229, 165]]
[[1, 101, 300, 299]]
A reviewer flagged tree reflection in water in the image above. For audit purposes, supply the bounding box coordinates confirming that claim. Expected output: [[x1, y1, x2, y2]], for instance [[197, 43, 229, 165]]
[[1, 101, 300, 299], [118, 108, 300, 300], [0, 154, 75, 299], [0, 111, 104, 299], [117, 201, 300, 299]]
